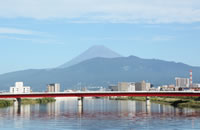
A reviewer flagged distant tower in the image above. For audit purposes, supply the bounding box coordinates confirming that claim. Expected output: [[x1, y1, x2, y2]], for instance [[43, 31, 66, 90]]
[[190, 70, 193, 87]]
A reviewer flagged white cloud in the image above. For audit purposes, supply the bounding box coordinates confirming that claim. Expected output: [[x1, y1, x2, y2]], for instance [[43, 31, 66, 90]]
[[0, 35, 64, 45], [0, 27, 63, 45], [0, 27, 35, 35], [0, 0, 200, 23]]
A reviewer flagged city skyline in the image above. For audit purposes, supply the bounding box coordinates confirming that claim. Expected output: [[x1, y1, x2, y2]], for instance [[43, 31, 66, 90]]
[[1, 0, 200, 74]]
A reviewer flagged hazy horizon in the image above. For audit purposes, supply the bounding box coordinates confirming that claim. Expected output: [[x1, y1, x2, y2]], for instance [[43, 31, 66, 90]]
[[0, 45, 198, 75]]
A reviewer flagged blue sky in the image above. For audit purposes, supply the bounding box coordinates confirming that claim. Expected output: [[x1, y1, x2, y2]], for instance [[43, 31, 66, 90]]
[[0, 0, 200, 74]]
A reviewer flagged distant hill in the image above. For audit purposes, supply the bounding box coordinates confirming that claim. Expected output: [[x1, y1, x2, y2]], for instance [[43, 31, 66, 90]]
[[58, 45, 122, 68], [0, 56, 200, 91]]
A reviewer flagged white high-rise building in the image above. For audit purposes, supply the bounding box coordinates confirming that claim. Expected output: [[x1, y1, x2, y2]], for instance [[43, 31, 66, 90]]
[[10, 82, 31, 94], [175, 77, 189, 88], [47, 83, 60, 92], [135, 81, 151, 91], [118, 82, 135, 91]]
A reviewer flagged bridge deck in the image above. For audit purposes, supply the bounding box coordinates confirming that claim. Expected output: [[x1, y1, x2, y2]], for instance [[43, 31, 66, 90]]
[[0, 91, 200, 98]]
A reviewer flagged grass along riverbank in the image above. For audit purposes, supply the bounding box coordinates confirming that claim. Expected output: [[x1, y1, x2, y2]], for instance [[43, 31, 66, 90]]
[[151, 97, 200, 108], [111, 96, 200, 109], [0, 100, 14, 107], [22, 98, 56, 105], [0, 98, 56, 107], [112, 96, 147, 101]]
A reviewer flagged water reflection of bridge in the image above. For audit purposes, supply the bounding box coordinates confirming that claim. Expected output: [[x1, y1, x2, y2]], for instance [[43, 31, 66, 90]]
[[2, 98, 199, 129], [4, 98, 198, 119]]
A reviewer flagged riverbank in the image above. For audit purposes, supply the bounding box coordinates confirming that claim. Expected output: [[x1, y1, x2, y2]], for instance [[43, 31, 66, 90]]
[[0, 98, 56, 107], [22, 98, 56, 105], [113, 96, 147, 101], [151, 97, 200, 108], [0, 100, 14, 107], [111, 96, 200, 109]]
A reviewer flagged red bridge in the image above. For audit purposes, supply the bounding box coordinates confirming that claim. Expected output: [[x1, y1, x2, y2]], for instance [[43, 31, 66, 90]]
[[0, 91, 200, 98], [1, 91, 200, 111]]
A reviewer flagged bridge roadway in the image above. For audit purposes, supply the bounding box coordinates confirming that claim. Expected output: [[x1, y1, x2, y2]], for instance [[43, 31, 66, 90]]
[[0, 91, 200, 98]]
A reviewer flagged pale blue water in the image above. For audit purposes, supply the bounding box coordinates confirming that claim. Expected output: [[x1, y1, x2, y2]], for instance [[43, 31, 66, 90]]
[[0, 98, 200, 130]]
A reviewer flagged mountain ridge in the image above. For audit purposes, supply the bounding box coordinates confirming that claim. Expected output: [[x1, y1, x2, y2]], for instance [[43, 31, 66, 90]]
[[0, 56, 200, 91]]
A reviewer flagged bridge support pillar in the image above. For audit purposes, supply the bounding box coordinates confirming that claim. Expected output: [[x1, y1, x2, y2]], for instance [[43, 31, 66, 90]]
[[146, 96, 151, 114], [16, 98, 21, 107], [78, 97, 84, 107], [15, 98, 21, 113], [146, 96, 150, 106], [77, 97, 83, 116]]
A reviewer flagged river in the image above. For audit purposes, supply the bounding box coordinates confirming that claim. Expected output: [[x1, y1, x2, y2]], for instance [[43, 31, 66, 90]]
[[0, 98, 200, 130]]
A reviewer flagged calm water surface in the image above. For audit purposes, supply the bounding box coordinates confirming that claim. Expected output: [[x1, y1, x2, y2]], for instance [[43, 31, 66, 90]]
[[0, 98, 200, 130]]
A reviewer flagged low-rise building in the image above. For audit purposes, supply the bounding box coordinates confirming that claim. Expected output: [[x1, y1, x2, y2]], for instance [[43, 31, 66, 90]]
[[159, 85, 176, 91], [64, 89, 74, 92], [149, 87, 157, 91], [192, 83, 200, 88], [108, 85, 118, 91], [47, 83, 60, 92], [109, 81, 151, 92], [10, 82, 31, 94], [81, 87, 88, 91]]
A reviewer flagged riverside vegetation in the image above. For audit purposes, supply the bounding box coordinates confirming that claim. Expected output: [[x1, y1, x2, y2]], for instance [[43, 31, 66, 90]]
[[112, 96, 200, 109], [0, 98, 56, 108], [0, 100, 13, 107]]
